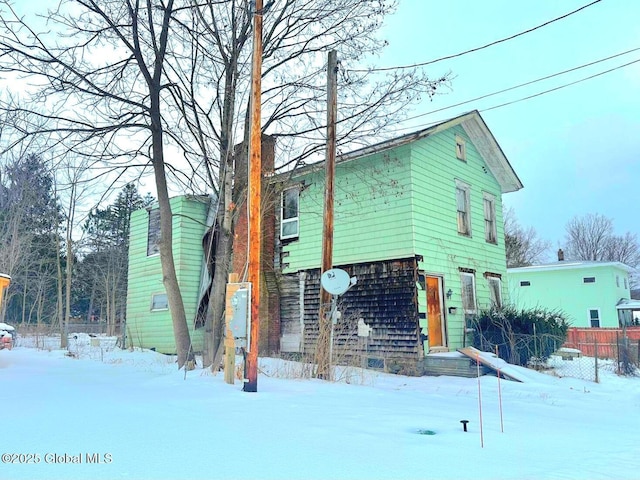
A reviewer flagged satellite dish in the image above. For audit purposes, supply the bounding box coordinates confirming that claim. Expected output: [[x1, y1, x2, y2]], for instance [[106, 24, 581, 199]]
[[320, 268, 352, 295]]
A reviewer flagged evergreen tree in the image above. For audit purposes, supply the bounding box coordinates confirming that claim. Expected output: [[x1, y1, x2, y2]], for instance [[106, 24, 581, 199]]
[[74, 184, 153, 332], [0, 153, 61, 324]]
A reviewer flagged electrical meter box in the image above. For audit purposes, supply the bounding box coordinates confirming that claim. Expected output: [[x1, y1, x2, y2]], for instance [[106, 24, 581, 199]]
[[225, 282, 251, 348], [230, 288, 249, 338]]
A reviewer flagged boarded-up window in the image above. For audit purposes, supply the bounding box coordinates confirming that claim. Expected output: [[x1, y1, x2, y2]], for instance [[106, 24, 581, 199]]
[[147, 208, 160, 256], [281, 188, 299, 239], [151, 293, 168, 311], [455, 135, 466, 161], [460, 272, 476, 313], [456, 180, 471, 236], [487, 276, 502, 308], [483, 193, 497, 244]]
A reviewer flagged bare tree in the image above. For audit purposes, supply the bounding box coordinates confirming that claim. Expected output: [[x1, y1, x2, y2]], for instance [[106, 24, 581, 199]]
[[564, 213, 640, 287], [0, 0, 198, 367], [564, 213, 613, 262], [172, 0, 450, 367], [0, 0, 450, 370], [504, 207, 550, 267]]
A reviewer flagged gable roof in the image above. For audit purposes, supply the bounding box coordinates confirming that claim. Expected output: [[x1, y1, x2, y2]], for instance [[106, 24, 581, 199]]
[[282, 110, 523, 193], [508, 261, 634, 274]]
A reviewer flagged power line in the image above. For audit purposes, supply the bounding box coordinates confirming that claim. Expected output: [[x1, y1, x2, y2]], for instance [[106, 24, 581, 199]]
[[390, 55, 640, 133], [349, 0, 603, 73], [480, 57, 640, 113], [397, 46, 640, 124]]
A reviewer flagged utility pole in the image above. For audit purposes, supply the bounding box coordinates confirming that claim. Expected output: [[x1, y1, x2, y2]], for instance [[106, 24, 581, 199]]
[[315, 50, 338, 380], [243, 0, 263, 393]]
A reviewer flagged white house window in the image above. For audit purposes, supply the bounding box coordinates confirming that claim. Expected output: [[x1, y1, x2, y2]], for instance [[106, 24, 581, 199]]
[[280, 187, 299, 240], [455, 135, 466, 161], [583, 277, 596, 284], [588, 309, 600, 328], [483, 193, 497, 244], [460, 272, 477, 313], [151, 293, 168, 311], [455, 180, 472, 236], [147, 208, 161, 256], [486, 275, 502, 308]]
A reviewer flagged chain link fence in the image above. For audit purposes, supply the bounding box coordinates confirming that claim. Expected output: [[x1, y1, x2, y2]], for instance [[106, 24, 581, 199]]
[[546, 332, 640, 382]]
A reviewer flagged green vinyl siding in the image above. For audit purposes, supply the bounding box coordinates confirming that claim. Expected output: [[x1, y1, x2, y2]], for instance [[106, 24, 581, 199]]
[[282, 146, 416, 271], [126, 196, 209, 354], [507, 263, 631, 328], [410, 127, 508, 349]]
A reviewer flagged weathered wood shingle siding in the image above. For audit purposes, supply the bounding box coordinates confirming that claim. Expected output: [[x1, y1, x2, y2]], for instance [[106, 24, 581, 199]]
[[126, 196, 209, 354], [294, 258, 420, 360], [282, 146, 415, 272]]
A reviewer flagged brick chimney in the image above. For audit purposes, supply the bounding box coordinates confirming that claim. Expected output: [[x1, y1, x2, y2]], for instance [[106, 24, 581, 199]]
[[557, 249, 564, 261]]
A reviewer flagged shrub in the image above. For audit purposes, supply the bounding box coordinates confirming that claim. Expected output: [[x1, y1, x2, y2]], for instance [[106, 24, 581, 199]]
[[469, 305, 569, 367]]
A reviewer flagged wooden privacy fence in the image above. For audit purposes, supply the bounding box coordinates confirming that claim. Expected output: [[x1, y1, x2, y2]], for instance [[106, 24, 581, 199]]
[[564, 327, 640, 359]]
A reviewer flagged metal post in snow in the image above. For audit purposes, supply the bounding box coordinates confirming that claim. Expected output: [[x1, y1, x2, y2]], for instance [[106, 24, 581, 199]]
[[497, 367, 504, 433], [594, 339, 599, 384]]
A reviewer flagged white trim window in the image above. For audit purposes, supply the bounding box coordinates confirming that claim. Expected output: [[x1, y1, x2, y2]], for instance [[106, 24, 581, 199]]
[[588, 309, 600, 328], [151, 293, 168, 311], [280, 187, 300, 240], [460, 272, 477, 314], [487, 275, 502, 308], [456, 180, 472, 236], [483, 192, 497, 244]]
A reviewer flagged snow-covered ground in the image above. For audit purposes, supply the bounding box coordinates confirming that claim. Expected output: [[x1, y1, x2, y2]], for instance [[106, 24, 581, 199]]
[[1, 335, 639, 480]]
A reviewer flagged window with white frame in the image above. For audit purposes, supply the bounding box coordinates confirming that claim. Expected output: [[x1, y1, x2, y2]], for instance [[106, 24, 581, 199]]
[[460, 272, 477, 313], [151, 293, 168, 311], [588, 309, 600, 328], [486, 275, 502, 308], [280, 187, 299, 240], [455, 135, 466, 161], [483, 193, 497, 244], [455, 180, 472, 236], [147, 208, 161, 256]]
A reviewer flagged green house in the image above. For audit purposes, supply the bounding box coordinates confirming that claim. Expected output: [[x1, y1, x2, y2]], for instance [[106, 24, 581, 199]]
[[125, 195, 212, 354], [125, 111, 522, 363], [507, 260, 633, 328], [274, 110, 522, 361]]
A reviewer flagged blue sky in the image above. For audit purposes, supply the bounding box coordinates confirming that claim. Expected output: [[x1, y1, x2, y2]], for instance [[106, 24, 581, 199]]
[[374, 0, 640, 254]]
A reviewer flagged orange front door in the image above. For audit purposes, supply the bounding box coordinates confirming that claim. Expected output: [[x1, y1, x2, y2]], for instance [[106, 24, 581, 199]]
[[0, 275, 10, 310], [426, 276, 445, 348]]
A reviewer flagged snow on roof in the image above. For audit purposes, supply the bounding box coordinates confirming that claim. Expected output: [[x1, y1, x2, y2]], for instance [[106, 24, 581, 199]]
[[508, 260, 634, 274], [616, 299, 640, 310]]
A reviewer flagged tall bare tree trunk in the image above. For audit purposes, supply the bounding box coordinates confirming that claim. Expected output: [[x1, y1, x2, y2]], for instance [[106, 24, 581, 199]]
[[203, 53, 242, 368], [149, 82, 194, 368]]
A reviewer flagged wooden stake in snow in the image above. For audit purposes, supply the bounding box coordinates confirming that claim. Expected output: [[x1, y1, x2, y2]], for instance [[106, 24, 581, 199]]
[[497, 367, 504, 433], [477, 353, 484, 448]]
